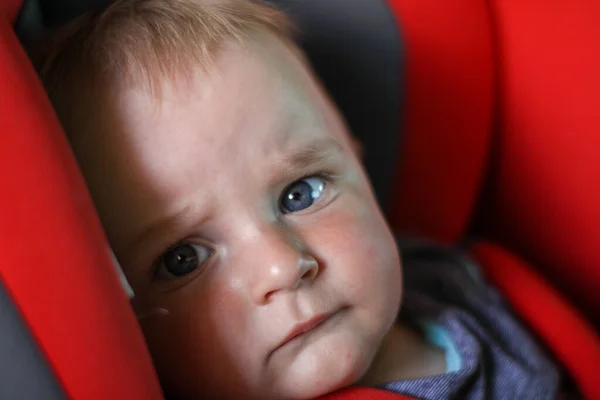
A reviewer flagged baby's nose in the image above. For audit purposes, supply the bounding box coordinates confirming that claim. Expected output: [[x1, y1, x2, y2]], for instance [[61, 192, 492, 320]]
[[249, 226, 319, 304]]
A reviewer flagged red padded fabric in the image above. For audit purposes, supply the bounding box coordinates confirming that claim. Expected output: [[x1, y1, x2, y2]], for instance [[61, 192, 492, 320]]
[[2, 0, 23, 23], [471, 242, 600, 400], [385, 0, 494, 244], [320, 387, 413, 400], [480, 0, 600, 327], [0, 15, 163, 400]]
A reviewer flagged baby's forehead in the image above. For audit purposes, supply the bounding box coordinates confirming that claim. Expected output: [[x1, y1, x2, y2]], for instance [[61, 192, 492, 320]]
[[117, 36, 346, 147], [86, 36, 350, 182]]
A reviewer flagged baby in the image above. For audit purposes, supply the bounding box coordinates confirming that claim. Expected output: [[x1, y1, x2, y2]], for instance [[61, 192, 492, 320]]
[[37, 0, 562, 399]]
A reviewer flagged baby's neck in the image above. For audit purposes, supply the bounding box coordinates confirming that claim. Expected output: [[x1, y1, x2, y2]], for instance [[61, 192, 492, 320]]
[[359, 321, 446, 386]]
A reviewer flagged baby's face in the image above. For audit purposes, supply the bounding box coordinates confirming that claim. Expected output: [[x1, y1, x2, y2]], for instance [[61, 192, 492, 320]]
[[76, 36, 402, 399]]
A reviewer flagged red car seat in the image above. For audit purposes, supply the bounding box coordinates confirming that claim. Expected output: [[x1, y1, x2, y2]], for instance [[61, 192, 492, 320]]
[[1, 0, 599, 399]]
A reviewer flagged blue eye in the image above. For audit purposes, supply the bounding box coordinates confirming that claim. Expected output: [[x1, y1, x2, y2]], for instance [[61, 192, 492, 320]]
[[280, 176, 326, 213], [158, 243, 212, 278]]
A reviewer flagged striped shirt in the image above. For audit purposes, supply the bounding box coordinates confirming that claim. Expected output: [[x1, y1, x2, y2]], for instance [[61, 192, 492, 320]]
[[383, 243, 561, 400]]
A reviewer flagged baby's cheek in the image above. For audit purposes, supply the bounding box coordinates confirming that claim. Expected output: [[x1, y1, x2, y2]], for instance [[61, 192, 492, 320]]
[[326, 191, 394, 258], [311, 192, 398, 278], [139, 278, 259, 395], [345, 192, 400, 294]]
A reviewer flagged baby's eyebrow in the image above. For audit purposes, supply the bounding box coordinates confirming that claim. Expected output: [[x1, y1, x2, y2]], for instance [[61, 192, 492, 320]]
[[279, 138, 343, 172]]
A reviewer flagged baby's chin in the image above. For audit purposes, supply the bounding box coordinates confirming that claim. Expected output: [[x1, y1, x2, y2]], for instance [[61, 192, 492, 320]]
[[269, 329, 378, 400]]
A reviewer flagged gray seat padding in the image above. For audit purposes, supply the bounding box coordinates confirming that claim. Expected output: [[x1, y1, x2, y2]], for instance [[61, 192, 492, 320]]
[[0, 281, 66, 399]]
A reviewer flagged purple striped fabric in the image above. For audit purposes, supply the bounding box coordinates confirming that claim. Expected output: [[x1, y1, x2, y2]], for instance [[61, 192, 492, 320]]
[[382, 244, 560, 400]]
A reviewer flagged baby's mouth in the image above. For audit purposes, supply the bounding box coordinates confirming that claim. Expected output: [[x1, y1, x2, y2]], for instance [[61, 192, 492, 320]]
[[281, 313, 332, 346], [269, 307, 348, 359]]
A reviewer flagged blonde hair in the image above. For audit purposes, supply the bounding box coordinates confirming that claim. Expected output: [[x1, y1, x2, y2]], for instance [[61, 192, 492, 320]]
[[36, 0, 293, 135]]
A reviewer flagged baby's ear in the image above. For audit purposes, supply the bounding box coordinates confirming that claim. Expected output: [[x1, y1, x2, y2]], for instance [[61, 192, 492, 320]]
[[351, 136, 364, 160]]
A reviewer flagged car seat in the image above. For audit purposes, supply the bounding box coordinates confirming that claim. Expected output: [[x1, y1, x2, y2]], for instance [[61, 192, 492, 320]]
[[1, 0, 600, 399]]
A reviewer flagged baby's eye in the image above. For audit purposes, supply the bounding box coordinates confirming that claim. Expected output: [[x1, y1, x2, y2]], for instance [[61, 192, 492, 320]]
[[156, 243, 212, 279], [280, 176, 326, 214]]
